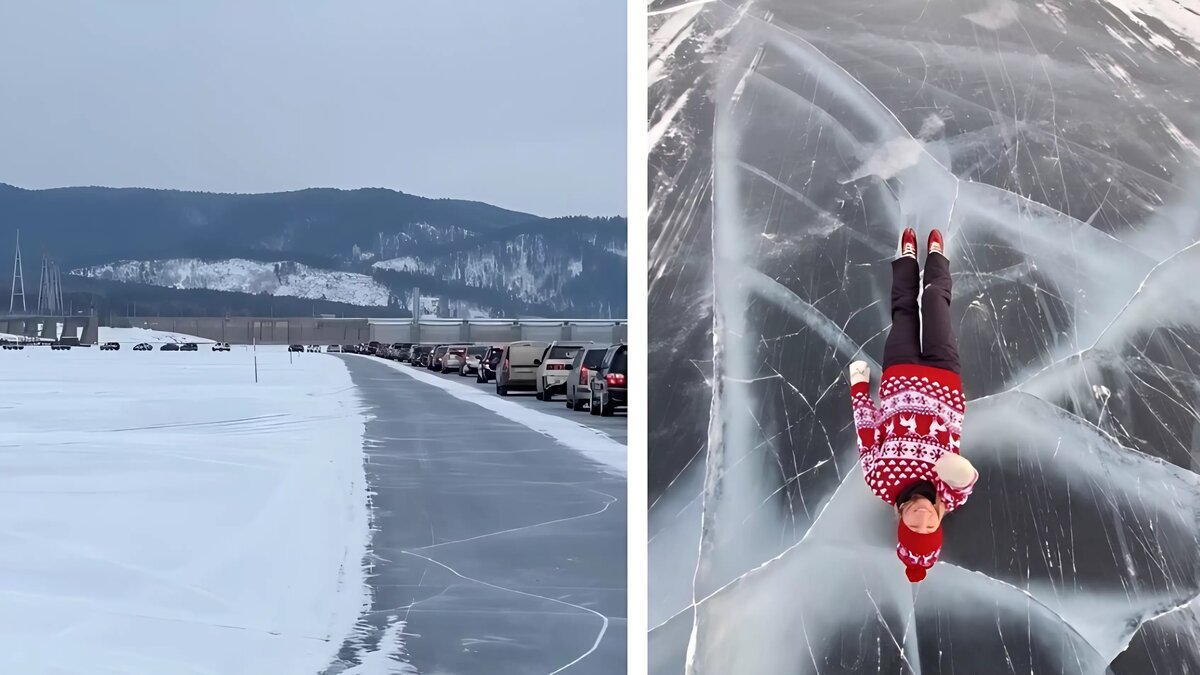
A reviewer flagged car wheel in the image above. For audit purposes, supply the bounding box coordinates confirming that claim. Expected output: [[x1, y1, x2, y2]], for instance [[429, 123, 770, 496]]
[[565, 396, 573, 409], [497, 385, 508, 397], [535, 390, 544, 401], [589, 395, 601, 415], [476, 373, 486, 383], [571, 395, 585, 411], [601, 399, 616, 417]]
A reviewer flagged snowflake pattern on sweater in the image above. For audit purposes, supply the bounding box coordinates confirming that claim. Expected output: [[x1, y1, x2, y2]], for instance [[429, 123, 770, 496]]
[[850, 363, 975, 511]]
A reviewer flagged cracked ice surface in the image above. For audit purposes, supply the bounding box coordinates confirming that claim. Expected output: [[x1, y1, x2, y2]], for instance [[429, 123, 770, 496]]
[[648, 0, 1200, 673]]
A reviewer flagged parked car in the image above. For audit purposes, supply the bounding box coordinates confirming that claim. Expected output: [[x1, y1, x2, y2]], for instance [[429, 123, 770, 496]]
[[476, 346, 505, 382], [458, 345, 490, 376], [590, 344, 627, 416], [212, 342, 231, 352], [441, 345, 470, 373], [566, 345, 610, 411], [342, 344, 357, 354], [51, 343, 72, 350], [495, 341, 550, 396], [390, 343, 412, 361], [288, 344, 304, 352], [161, 343, 180, 351], [409, 345, 431, 366], [133, 343, 152, 351], [180, 343, 198, 352], [366, 340, 381, 355], [428, 345, 449, 371], [327, 344, 341, 353], [100, 342, 121, 351], [535, 341, 592, 401]]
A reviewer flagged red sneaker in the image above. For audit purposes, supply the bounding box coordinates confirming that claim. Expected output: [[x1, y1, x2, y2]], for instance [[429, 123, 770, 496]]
[[899, 228, 917, 259], [928, 229, 944, 257]]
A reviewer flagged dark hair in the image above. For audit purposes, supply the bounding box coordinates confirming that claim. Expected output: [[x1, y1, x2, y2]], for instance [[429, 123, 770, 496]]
[[895, 480, 937, 508]]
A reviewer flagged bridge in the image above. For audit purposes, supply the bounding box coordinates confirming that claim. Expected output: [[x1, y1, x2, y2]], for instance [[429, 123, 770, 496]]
[[110, 316, 627, 345], [0, 315, 99, 343]]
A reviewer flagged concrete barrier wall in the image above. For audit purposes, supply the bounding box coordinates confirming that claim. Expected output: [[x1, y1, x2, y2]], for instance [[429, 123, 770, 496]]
[[109, 317, 626, 346], [120, 318, 371, 345]]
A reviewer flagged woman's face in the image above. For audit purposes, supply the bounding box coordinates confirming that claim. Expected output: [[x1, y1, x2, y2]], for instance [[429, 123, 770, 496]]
[[899, 496, 944, 533]]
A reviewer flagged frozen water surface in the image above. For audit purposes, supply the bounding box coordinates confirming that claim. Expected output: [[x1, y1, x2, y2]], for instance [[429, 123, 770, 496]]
[[648, 0, 1200, 673]]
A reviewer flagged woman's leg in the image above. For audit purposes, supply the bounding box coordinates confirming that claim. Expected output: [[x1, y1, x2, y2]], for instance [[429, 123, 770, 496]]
[[882, 255, 923, 369], [920, 251, 961, 374]]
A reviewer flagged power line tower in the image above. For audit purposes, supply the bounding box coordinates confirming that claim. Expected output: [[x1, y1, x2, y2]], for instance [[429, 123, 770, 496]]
[[8, 230, 26, 314], [37, 255, 64, 314]]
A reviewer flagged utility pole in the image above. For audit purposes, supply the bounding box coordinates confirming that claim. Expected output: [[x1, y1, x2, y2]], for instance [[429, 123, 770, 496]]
[[9, 230, 26, 314]]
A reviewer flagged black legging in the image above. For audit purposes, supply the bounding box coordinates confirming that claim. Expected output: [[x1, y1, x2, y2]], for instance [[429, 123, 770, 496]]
[[882, 252, 960, 374]]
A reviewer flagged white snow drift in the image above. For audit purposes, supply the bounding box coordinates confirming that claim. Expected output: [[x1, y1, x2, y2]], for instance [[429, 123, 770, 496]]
[[0, 347, 369, 673]]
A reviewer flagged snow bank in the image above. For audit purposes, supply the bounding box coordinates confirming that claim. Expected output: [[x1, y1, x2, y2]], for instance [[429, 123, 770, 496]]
[[367, 357, 627, 475], [0, 347, 369, 673], [100, 326, 217, 344]]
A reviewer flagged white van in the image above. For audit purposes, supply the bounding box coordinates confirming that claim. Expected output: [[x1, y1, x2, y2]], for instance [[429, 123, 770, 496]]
[[495, 341, 550, 396]]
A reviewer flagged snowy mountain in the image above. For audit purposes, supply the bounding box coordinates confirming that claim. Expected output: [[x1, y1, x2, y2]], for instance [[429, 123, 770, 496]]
[[0, 184, 627, 318], [73, 259, 393, 307], [373, 225, 627, 311]]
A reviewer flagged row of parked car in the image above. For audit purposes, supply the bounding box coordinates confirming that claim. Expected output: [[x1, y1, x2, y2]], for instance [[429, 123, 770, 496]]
[[355, 339, 628, 416], [101, 342, 232, 351], [1, 341, 234, 351]]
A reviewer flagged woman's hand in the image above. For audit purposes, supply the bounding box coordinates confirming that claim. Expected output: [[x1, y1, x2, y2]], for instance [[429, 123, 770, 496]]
[[934, 453, 977, 489], [848, 360, 871, 385]]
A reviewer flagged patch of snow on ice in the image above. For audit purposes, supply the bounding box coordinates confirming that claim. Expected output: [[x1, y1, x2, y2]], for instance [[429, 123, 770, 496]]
[[1104, 0, 1200, 48], [338, 616, 418, 675]]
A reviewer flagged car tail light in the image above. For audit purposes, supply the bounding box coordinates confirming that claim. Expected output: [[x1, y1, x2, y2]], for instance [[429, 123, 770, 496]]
[[606, 373, 625, 386], [547, 363, 568, 370], [579, 366, 589, 384]]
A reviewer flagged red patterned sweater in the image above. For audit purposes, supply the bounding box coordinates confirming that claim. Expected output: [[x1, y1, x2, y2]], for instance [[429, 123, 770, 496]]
[[850, 364, 976, 511]]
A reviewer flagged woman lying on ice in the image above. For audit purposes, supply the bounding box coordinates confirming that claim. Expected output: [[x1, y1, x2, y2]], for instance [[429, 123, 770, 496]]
[[848, 227, 979, 583]]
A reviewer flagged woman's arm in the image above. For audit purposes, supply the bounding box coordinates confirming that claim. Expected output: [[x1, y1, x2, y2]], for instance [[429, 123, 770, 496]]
[[848, 361, 880, 457], [935, 450, 978, 512]]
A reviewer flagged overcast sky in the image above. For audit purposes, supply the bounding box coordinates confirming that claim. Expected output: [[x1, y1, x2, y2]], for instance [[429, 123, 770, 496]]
[[0, 1, 626, 217]]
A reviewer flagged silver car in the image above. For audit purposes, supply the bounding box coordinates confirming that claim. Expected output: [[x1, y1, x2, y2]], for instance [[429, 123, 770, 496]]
[[459, 345, 490, 376], [441, 345, 471, 373], [565, 345, 610, 411]]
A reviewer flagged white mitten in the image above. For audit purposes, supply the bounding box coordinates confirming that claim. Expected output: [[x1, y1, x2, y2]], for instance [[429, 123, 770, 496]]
[[934, 452, 977, 489], [848, 360, 870, 385]]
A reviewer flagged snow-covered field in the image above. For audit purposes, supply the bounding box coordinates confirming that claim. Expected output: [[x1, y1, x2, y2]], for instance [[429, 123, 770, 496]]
[[0, 346, 369, 673], [100, 326, 217, 344]]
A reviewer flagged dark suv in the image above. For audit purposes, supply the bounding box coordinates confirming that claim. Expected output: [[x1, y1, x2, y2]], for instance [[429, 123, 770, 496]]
[[390, 343, 412, 361], [477, 346, 504, 383], [589, 344, 627, 417]]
